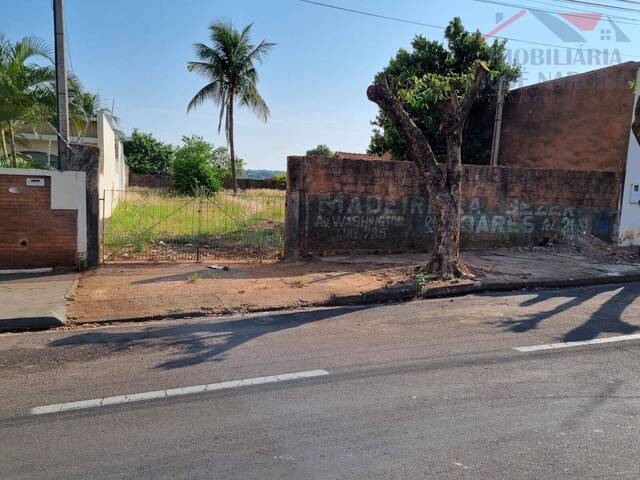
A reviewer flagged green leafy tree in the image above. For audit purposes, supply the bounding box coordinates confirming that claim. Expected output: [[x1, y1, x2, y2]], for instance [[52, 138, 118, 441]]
[[187, 21, 274, 193], [172, 135, 225, 195], [123, 130, 174, 175], [273, 172, 287, 189], [0, 35, 56, 166], [306, 144, 333, 156], [367, 18, 514, 278], [210, 145, 245, 178], [368, 18, 519, 164]]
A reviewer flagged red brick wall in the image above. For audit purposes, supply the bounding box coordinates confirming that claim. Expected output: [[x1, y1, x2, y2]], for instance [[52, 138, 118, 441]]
[[0, 175, 78, 269], [499, 62, 639, 172], [285, 157, 622, 257]]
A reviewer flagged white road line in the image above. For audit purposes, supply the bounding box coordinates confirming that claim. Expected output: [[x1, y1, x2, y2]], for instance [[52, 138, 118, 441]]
[[514, 333, 640, 353], [30, 369, 329, 415]]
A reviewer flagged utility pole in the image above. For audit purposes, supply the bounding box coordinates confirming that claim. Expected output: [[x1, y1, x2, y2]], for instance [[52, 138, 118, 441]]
[[490, 76, 506, 167], [53, 0, 70, 170]]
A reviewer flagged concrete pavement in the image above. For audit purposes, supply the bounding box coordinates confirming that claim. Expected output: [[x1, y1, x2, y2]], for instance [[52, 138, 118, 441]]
[[2, 283, 640, 478], [0, 272, 78, 331]]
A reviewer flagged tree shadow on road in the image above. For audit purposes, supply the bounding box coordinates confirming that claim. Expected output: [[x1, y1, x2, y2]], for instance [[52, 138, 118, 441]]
[[495, 284, 640, 341], [562, 286, 640, 342], [49, 306, 367, 370]]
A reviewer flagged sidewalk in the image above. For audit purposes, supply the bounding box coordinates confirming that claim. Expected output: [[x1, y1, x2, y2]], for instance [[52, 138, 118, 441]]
[[67, 240, 640, 325], [0, 272, 78, 331]]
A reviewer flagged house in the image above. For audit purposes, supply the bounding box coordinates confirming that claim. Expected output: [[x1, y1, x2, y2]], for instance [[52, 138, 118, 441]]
[[16, 111, 128, 197], [334, 151, 392, 161]]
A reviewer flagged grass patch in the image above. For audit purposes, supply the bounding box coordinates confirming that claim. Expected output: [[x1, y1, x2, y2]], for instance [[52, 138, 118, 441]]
[[103, 189, 285, 260]]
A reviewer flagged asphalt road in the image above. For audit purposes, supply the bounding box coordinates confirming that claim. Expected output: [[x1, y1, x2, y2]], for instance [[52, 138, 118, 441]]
[[2, 283, 640, 479]]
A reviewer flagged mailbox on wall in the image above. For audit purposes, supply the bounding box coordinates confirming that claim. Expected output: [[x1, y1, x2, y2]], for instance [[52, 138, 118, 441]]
[[26, 178, 45, 187], [631, 184, 640, 205]]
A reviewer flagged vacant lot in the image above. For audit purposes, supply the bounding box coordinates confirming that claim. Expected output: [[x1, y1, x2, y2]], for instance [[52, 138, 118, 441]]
[[102, 189, 285, 261]]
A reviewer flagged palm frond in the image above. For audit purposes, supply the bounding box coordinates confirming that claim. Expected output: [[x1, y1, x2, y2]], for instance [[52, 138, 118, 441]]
[[238, 82, 270, 122], [187, 81, 223, 113]]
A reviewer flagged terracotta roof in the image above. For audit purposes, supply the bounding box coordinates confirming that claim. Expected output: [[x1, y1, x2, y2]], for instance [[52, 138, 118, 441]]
[[334, 151, 392, 161]]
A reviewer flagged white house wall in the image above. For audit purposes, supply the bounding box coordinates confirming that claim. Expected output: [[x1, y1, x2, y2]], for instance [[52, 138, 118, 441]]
[[619, 67, 640, 246], [97, 112, 128, 222]]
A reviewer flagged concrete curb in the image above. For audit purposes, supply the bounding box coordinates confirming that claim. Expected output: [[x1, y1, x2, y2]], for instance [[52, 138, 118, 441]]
[[307, 272, 640, 306], [0, 315, 66, 332], [61, 272, 640, 329], [0, 275, 78, 332]]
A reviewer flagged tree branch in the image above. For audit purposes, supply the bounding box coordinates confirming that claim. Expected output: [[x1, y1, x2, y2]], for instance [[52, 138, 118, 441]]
[[459, 61, 491, 119], [366, 83, 444, 186]]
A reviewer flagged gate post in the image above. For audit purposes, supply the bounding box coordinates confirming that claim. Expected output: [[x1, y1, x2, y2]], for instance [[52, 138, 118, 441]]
[[196, 196, 203, 262], [67, 145, 100, 268]]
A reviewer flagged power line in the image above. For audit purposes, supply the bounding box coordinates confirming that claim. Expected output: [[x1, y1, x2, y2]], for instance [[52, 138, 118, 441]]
[[297, 0, 640, 59], [527, 0, 640, 22], [553, 0, 640, 13], [297, 0, 445, 29], [478, 0, 640, 26], [610, 0, 640, 5]]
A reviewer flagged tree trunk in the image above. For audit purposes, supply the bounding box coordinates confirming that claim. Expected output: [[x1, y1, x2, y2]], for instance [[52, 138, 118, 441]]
[[428, 129, 468, 277], [228, 97, 238, 194], [8, 121, 17, 168], [367, 84, 464, 277], [367, 63, 488, 278], [633, 97, 640, 145]]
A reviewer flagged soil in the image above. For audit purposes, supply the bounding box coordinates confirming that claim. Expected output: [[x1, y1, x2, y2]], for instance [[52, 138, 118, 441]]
[[67, 260, 412, 324]]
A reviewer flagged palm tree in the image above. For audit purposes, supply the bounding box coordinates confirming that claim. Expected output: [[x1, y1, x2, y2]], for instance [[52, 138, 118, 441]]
[[70, 89, 110, 144], [0, 35, 56, 167], [187, 21, 274, 193]]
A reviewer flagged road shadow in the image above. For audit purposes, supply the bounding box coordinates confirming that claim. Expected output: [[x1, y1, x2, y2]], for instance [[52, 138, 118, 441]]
[[562, 285, 640, 341], [49, 306, 368, 370], [494, 283, 640, 341]]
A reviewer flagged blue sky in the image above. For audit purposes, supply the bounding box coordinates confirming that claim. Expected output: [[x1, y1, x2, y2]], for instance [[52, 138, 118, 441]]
[[5, 0, 640, 170]]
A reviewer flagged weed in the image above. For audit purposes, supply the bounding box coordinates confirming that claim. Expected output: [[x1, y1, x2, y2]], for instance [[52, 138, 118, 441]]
[[414, 271, 433, 288], [167, 306, 185, 314], [187, 272, 201, 283], [219, 305, 247, 315], [290, 277, 305, 288]]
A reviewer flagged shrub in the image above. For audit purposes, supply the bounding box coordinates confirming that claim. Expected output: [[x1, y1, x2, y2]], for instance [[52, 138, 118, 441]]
[[0, 155, 51, 169], [273, 172, 287, 189], [172, 135, 224, 195], [306, 144, 333, 156], [123, 130, 174, 174]]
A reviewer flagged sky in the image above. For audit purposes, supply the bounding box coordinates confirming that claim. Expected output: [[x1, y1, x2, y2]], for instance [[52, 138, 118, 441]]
[[4, 0, 640, 170]]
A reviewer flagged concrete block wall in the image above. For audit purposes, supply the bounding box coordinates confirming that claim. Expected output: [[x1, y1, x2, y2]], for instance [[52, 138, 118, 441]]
[[0, 169, 87, 269], [285, 156, 622, 257]]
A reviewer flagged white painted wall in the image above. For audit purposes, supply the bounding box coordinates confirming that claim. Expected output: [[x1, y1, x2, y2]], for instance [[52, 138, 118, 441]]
[[619, 67, 640, 246], [97, 112, 128, 222], [0, 168, 87, 257]]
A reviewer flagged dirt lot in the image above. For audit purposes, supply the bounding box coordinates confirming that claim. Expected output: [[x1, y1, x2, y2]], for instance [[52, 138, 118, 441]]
[[68, 235, 640, 325], [68, 260, 414, 323]]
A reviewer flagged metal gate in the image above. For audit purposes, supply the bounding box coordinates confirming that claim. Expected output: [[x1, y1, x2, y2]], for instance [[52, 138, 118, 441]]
[[100, 189, 285, 262]]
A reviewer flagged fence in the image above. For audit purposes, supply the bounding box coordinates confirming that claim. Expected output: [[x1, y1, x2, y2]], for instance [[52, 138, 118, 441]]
[[101, 189, 286, 262]]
